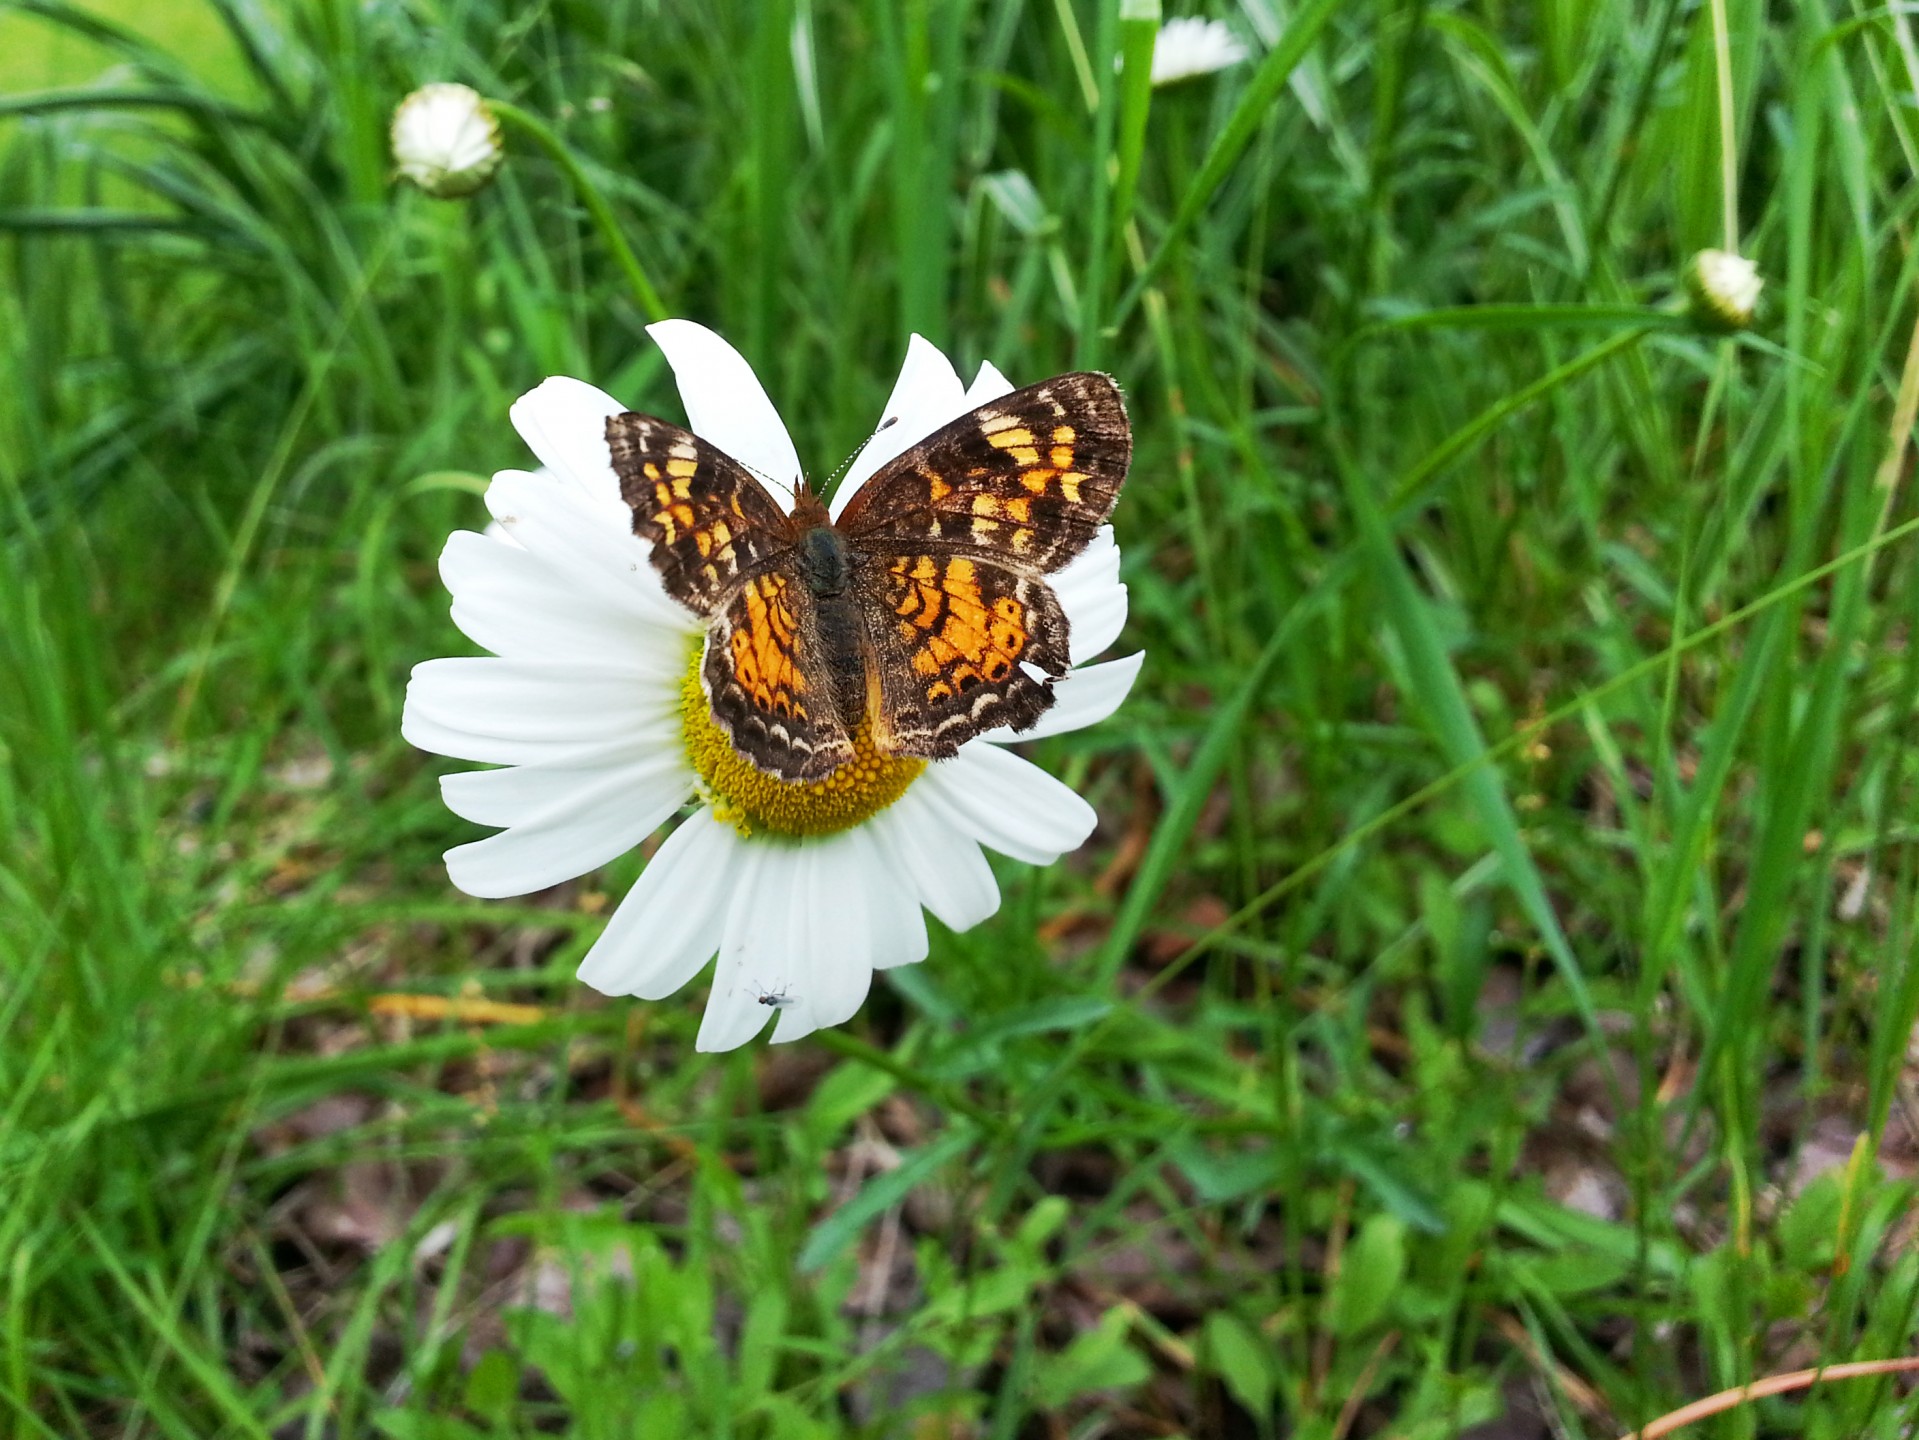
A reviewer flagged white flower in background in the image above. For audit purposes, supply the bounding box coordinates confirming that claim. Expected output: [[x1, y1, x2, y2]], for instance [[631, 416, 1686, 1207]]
[[1686, 249, 1763, 331], [1150, 16, 1250, 86], [391, 83, 504, 199], [402, 321, 1142, 1052]]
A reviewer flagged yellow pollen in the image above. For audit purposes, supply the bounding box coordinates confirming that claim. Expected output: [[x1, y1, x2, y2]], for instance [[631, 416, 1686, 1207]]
[[679, 644, 923, 839]]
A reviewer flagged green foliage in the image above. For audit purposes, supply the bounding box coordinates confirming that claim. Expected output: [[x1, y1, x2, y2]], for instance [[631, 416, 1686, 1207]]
[[4, 0, 1919, 1435]]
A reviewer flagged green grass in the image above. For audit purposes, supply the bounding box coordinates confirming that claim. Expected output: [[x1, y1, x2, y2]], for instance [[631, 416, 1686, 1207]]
[[5, 0, 1919, 1435]]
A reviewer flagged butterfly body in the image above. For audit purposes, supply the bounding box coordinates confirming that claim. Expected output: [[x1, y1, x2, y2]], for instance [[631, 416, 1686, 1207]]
[[608, 373, 1131, 783], [784, 500, 874, 740]]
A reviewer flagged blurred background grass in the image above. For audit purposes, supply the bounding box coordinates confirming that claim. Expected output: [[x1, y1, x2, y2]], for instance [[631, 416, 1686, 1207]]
[[5, 0, 1919, 1435]]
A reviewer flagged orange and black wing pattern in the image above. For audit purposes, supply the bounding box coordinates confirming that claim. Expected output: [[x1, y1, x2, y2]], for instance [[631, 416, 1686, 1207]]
[[607, 412, 851, 780], [606, 411, 794, 616], [703, 567, 853, 782], [842, 372, 1129, 759], [860, 552, 1070, 760], [836, 372, 1129, 574]]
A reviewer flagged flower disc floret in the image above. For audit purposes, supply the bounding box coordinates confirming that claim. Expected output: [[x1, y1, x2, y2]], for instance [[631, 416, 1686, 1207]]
[[680, 646, 922, 838]]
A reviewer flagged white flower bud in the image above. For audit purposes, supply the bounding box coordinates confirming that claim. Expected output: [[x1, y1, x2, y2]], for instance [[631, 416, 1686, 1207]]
[[1687, 249, 1764, 331], [391, 83, 503, 200], [1149, 17, 1250, 86]]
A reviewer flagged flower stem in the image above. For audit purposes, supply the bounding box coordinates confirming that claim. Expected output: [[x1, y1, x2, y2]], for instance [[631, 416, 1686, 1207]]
[[1708, 0, 1739, 251], [488, 99, 669, 323]]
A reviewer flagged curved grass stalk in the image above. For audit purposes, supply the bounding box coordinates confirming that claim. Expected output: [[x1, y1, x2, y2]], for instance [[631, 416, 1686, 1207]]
[[487, 100, 668, 325], [1617, 1355, 1919, 1439]]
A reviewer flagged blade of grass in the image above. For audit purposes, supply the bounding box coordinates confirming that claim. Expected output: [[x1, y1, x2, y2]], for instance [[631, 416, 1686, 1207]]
[[1115, 0, 1343, 319], [1333, 429, 1611, 1067]]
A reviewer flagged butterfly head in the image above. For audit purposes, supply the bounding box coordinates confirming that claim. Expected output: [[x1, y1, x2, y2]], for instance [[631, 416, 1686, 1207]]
[[788, 481, 831, 527]]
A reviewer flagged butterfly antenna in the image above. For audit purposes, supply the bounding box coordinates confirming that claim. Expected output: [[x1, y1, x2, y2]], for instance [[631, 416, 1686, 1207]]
[[737, 457, 786, 492], [821, 414, 901, 499]]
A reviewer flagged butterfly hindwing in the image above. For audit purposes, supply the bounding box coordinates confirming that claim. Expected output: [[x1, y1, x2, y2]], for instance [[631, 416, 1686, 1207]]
[[606, 411, 795, 615], [703, 566, 854, 783], [858, 551, 1069, 760], [836, 372, 1129, 575]]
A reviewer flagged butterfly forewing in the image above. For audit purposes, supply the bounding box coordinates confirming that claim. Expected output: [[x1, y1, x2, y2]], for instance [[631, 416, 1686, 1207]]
[[606, 412, 794, 614], [836, 372, 1129, 574]]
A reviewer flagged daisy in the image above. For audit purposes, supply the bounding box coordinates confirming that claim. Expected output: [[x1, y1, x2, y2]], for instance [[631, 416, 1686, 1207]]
[[1149, 16, 1250, 86], [1686, 248, 1764, 331], [391, 83, 504, 199], [402, 321, 1143, 1051]]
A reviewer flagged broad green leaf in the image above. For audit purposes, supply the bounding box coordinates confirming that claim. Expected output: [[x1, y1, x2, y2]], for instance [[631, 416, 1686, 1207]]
[[1202, 1311, 1277, 1419], [1169, 1138, 1282, 1203], [460, 1349, 519, 1424], [1330, 1214, 1407, 1337], [1032, 1307, 1151, 1410]]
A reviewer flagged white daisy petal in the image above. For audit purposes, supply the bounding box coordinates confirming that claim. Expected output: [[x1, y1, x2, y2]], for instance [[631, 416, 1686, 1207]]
[[868, 864, 931, 973], [1052, 524, 1128, 664], [440, 530, 681, 665], [871, 789, 1000, 932], [697, 842, 789, 1052], [767, 844, 844, 1044], [646, 319, 804, 509], [771, 834, 881, 1041], [832, 334, 972, 517], [443, 756, 688, 898], [508, 377, 631, 512], [484, 470, 690, 628], [833, 823, 929, 974], [769, 999, 820, 1043], [402, 657, 676, 766], [1149, 17, 1250, 86], [577, 810, 737, 997], [440, 752, 689, 830], [919, 742, 1097, 865], [966, 360, 1015, 405], [982, 651, 1143, 744], [756, 840, 825, 1038]]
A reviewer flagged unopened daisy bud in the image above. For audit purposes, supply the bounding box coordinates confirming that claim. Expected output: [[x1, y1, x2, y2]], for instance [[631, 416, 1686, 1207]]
[[391, 83, 503, 199], [1150, 16, 1250, 86], [1686, 249, 1763, 332]]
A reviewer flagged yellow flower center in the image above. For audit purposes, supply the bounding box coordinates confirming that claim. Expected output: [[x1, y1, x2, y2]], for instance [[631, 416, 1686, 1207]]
[[679, 643, 923, 839]]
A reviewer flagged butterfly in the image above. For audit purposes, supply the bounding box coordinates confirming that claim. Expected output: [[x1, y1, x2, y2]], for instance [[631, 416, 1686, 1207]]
[[606, 372, 1131, 784]]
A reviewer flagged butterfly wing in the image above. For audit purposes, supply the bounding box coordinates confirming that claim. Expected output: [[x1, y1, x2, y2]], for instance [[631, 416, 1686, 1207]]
[[835, 372, 1130, 574], [606, 411, 796, 615], [703, 567, 855, 782], [858, 552, 1069, 760], [607, 412, 853, 781], [839, 372, 1129, 757]]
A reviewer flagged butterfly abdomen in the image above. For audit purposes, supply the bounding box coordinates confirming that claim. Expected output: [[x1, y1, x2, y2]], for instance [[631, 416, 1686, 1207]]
[[790, 523, 871, 733]]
